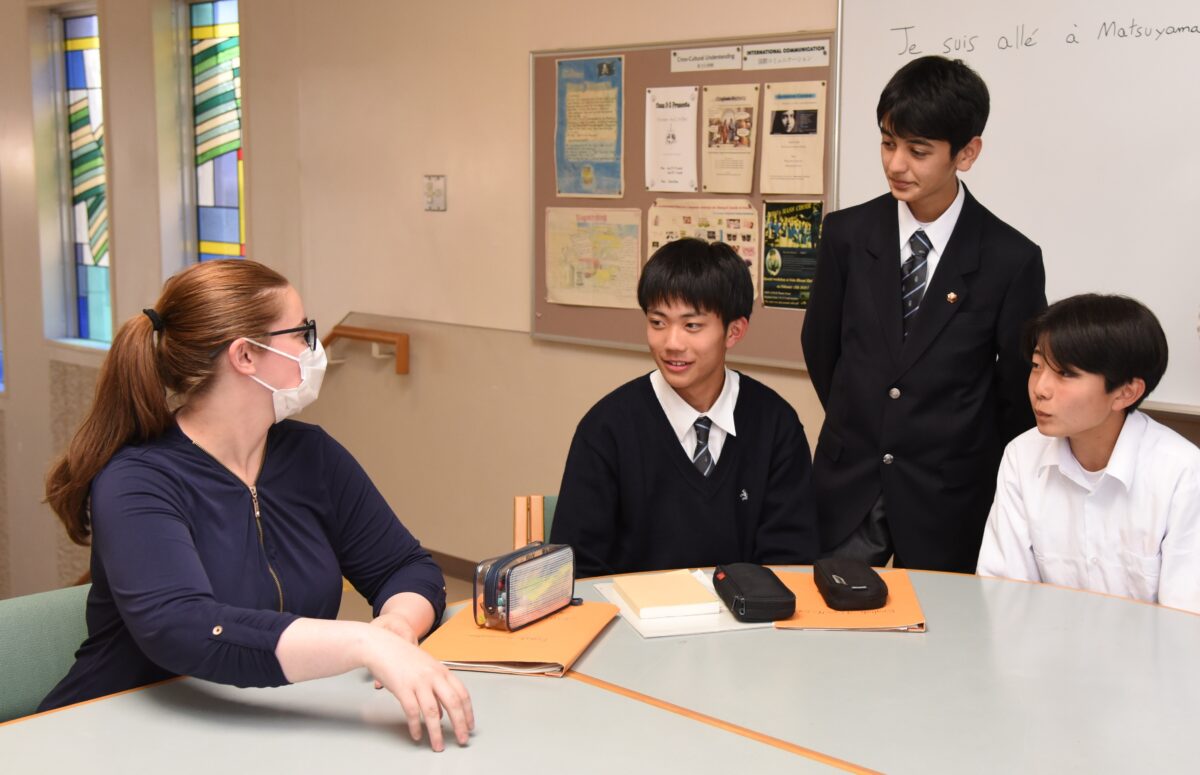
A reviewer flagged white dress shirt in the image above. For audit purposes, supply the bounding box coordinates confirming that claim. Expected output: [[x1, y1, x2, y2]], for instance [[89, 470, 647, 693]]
[[977, 411, 1200, 613], [896, 179, 966, 283], [649, 368, 739, 464]]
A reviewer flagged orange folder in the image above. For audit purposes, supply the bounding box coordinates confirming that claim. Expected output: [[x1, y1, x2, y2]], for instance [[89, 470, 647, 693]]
[[421, 601, 618, 677], [773, 569, 926, 632]]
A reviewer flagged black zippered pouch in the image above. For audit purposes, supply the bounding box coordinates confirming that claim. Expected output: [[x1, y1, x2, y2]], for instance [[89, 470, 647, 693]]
[[712, 563, 796, 622], [813, 557, 888, 611]]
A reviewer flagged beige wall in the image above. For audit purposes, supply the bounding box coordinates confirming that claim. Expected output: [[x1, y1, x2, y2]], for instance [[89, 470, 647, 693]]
[[0, 0, 837, 595], [245, 0, 837, 332]]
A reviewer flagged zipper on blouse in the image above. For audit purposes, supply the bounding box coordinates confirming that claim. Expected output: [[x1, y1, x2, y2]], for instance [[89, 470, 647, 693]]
[[249, 484, 284, 612]]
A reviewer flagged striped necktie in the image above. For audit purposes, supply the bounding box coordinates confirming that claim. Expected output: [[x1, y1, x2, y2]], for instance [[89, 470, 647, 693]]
[[902, 229, 932, 338], [692, 416, 714, 477]]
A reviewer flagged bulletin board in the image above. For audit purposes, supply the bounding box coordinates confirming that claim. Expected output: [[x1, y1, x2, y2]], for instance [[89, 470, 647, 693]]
[[531, 32, 837, 368]]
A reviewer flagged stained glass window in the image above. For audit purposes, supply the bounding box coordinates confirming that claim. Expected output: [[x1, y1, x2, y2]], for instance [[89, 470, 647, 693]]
[[64, 14, 112, 342], [191, 1, 244, 261]]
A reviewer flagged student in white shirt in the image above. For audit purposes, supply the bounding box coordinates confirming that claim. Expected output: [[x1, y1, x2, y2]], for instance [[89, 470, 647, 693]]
[[977, 294, 1200, 612]]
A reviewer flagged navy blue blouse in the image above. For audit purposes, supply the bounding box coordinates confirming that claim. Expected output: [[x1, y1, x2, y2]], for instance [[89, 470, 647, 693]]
[[40, 420, 446, 711]]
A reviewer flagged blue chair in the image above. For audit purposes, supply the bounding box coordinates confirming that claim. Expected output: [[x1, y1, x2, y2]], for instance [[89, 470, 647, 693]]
[[0, 584, 90, 721], [513, 495, 557, 549]]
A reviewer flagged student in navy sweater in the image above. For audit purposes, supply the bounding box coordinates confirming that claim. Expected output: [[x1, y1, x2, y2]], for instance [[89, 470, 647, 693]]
[[550, 239, 819, 578], [40, 260, 472, 751]]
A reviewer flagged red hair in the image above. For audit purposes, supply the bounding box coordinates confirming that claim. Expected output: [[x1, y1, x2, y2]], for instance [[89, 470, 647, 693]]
[[45, 259, 290, 544]]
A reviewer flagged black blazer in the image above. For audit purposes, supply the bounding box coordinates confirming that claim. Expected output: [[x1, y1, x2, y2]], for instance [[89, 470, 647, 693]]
[[801, 188, 1045, 572]]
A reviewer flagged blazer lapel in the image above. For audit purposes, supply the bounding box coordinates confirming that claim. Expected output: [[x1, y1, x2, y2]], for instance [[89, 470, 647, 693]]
[[897, 189, 983, 373], [864, 202, 904, 361]]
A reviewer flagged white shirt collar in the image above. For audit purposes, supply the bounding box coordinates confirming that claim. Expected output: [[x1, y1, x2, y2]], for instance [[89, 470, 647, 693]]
[[649, 367, 739, 443], [1037, 411, 1144, 492], [897, 178, 966, 256]]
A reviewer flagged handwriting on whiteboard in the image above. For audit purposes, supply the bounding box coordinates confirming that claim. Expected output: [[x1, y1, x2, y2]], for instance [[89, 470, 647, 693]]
[[891, 18, 1200, 56]]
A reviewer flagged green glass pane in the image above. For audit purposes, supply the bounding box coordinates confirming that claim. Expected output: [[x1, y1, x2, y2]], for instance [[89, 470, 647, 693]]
[[196, 139, 241, 166], [194, 88, 236, 116], [195, 120, 239, 145], [72, 146, 103, 165], [86, 265, 112, 341], [74, 156, 105, 175], [191, 38, 240, 70], [193, 59, 233, 84], [195, 100, 238, 126], [194, 79, 235, 106]]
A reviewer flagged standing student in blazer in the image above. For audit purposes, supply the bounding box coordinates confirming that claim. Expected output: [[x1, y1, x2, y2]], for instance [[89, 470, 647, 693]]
[[801, 56, 1046, 572]]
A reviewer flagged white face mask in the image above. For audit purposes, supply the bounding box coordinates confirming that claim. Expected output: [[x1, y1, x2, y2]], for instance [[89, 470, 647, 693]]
[[245, 338, 328, 423]]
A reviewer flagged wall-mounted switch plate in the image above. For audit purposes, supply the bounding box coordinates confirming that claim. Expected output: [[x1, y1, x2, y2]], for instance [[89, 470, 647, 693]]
[[424, 175, 447, 211]]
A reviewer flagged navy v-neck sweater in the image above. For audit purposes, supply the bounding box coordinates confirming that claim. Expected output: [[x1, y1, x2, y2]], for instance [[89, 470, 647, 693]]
[[550, 373, 819, 578]]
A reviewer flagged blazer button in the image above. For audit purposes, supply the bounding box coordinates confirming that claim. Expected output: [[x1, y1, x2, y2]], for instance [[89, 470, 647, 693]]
[[882, 453, 894, 464], [888, 387, 901, 399], [212, 625, 223, 636]]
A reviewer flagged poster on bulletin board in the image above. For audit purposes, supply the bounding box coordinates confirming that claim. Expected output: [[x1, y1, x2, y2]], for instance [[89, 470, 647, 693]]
[[555, 56, 625, 198]]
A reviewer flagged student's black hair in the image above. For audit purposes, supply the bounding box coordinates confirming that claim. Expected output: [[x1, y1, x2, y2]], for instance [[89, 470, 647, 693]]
[[1021, 294, 1168, 414], [637, 238, 753, 326], [876, 56, 990, 156]]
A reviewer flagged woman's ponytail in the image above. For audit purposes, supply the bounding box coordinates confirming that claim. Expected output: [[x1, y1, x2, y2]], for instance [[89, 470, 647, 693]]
[[45, 259, 290, 544]]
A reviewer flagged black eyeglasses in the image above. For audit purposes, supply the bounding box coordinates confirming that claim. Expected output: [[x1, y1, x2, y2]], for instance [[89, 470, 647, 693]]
[[209, 319, 318, 358], [264, 319, 318, 351]]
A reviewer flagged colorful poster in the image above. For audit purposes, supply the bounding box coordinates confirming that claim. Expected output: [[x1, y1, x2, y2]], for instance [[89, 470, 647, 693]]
[[759, 81, 826, 195], [762, 201, 823, 309], [554, 56, 624, 198], [647, 199, 760, 298], [545, 208, 641, 309], [701, 83, 758, 194], [645, 86, 698, 192]]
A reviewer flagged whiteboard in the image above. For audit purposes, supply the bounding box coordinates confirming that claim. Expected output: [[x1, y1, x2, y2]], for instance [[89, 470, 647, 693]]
[[836, 0, 1200, 410]]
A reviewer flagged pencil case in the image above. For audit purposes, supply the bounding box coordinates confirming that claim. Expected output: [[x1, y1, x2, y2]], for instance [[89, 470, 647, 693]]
[[712, 563, 796, 622], [813, 557, 888, 611], [473, 543, 575, 631]]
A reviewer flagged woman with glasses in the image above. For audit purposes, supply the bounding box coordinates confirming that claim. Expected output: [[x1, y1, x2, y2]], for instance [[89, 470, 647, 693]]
[[40, 259, 472, 751]]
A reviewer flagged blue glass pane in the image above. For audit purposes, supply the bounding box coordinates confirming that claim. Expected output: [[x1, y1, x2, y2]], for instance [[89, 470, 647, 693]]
[[77, 296, 90, 340], [214, 0, 239, 24], [191, 3, 214, 27], [64, 16, 98, 38], [66, 50, 87, 89], [213, 152, 239, 206], [198, 206, 240, 242]]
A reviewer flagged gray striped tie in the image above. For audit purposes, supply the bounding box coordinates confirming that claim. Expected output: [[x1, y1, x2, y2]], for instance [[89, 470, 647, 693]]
[[902, 230, 931, 338], [692, 417, 714, 477]]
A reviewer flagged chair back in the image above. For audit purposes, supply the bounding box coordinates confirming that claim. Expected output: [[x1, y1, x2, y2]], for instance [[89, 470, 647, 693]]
[[513, 495, 558, 549], [0, 584, 90, 722]]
